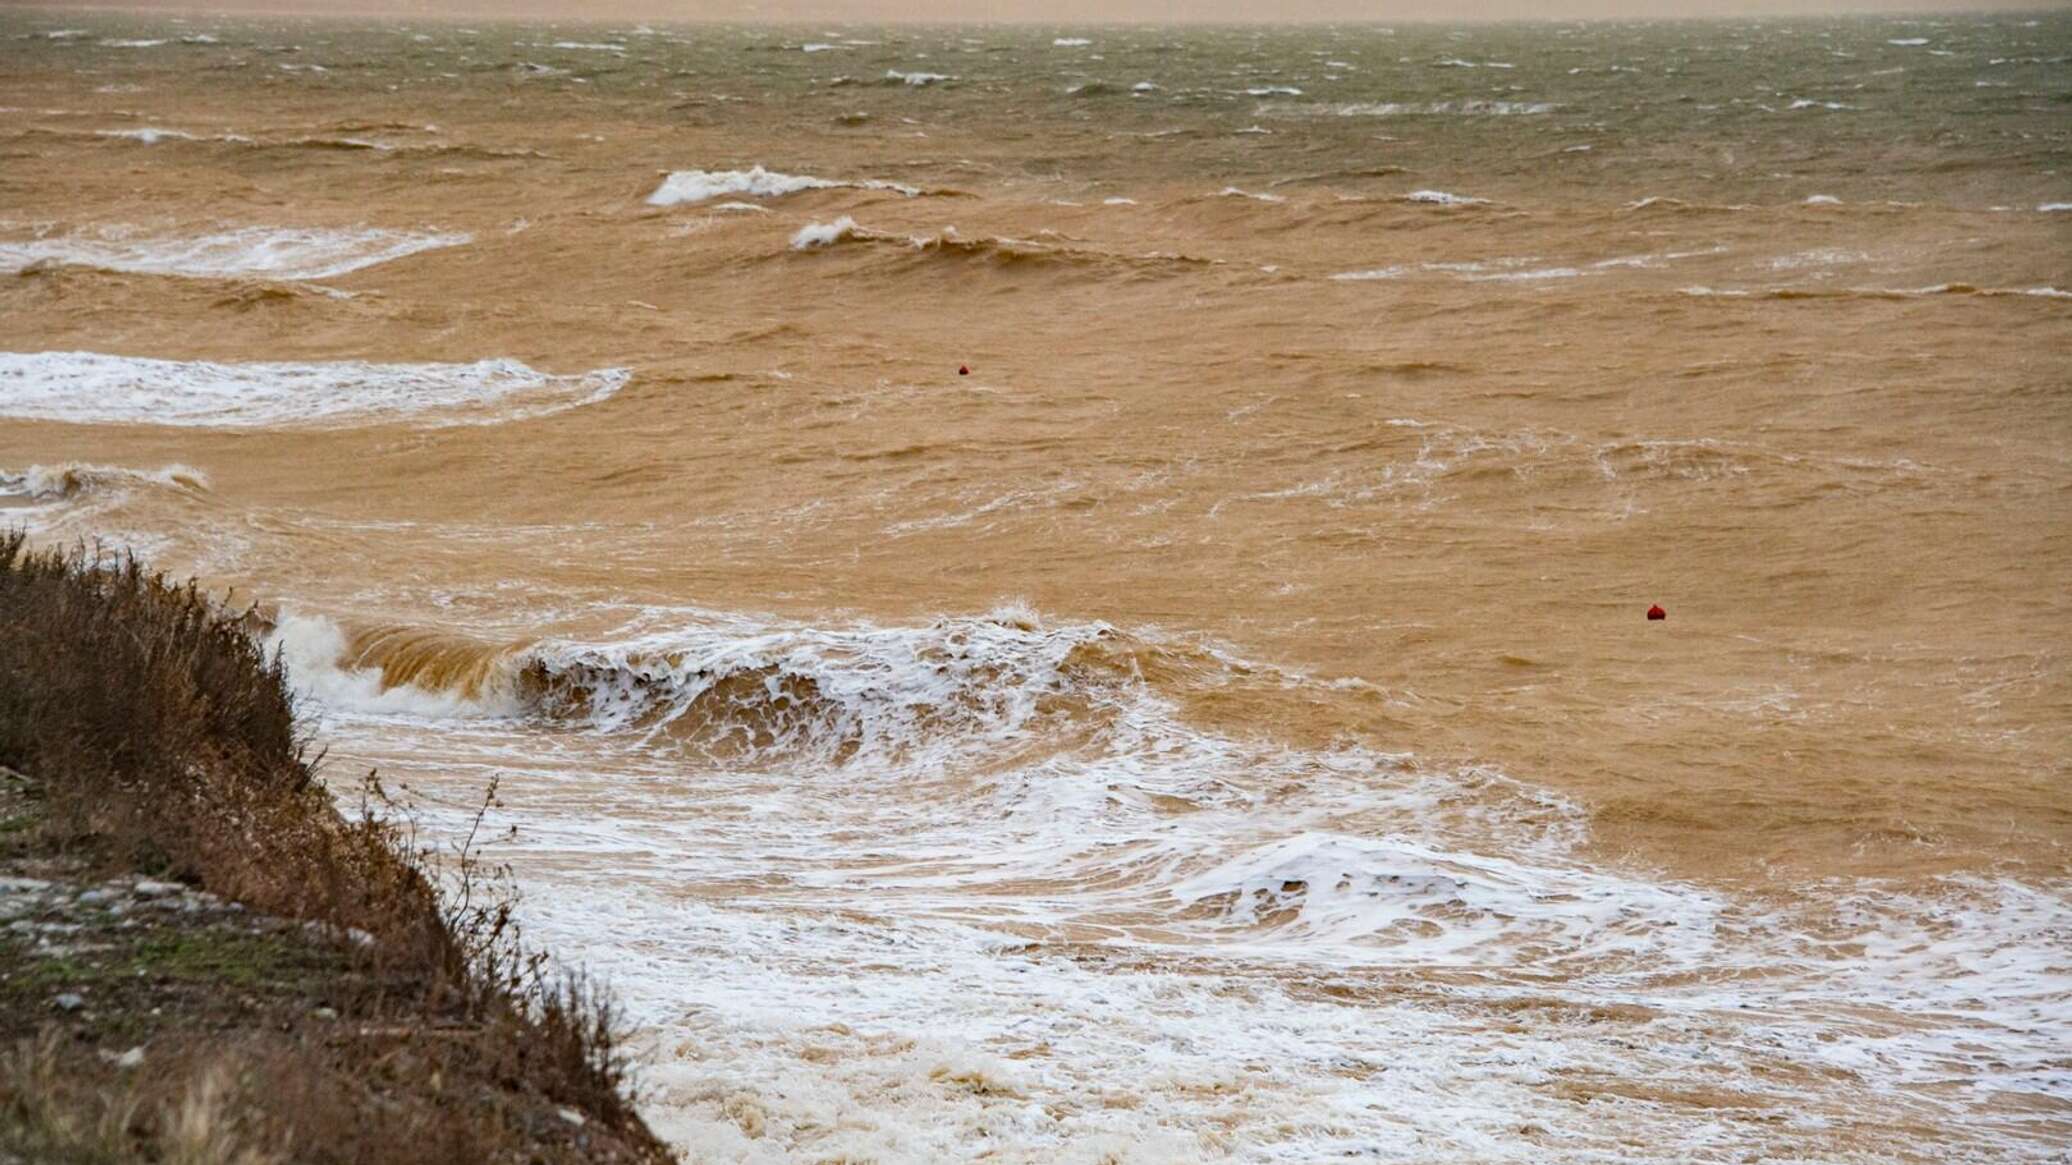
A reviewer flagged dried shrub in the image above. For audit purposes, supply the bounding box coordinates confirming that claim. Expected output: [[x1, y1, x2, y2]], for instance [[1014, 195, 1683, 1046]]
[[0, 531, 672, 1163]]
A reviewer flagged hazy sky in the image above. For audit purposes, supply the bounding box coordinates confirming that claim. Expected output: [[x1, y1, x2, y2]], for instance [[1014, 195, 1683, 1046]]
[[11, 0, 2056, 19]]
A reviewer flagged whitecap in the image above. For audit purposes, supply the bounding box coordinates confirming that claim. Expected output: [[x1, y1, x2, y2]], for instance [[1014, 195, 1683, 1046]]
[[1273, 100, 1554, 118], [0, 226, 471, 280], [789, 217, 861, 250], [887, 69, 951, 86], [646, 165, 919, 206], [1462, 266, 1585, 282], [95, 127, 196, 144], [1404, 190, 1486, 206], [0, 352, 630, 429]]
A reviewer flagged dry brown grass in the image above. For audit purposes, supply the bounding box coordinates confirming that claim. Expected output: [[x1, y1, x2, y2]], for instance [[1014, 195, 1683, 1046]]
[[0, 531, 673, 1164]]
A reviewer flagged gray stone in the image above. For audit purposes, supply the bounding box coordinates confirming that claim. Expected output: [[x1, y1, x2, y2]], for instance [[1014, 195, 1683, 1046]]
[[100, 1046, 145, 1069]]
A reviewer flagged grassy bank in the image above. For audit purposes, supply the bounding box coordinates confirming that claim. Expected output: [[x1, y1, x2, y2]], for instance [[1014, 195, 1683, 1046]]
[[0, 532, 672, 1164]]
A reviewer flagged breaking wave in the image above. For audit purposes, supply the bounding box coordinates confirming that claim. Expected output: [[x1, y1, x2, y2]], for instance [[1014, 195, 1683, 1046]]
[[784, 220, 1214, 274], [0, 462, 208, 504], [647, 165, 921, 206], [1679, 284, 2072, 302], [0, 352, 630, 429], [1403, 190, 1488, 206], [271, 606, 1157, 765], [274, 602, 2072, 1047], [1264, 100, 1556, 118], [0, 226, 470, 280]]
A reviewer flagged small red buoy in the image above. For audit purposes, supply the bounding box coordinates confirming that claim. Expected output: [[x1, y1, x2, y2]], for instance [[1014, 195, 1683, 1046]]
[[958, 364, 971, 376], [1646, 604, 1667, 621]]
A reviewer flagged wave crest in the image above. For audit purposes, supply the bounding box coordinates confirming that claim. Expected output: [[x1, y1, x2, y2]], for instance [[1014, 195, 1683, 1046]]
[[0, 462, 209, 503], [786, 220, 1214, 274], [0, 226, 469, 280], [0, 352, 630, 429], [649, 165, 919, 206]]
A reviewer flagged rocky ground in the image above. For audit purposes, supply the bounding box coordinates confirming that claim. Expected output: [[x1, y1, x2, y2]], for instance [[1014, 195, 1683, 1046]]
[[0, 765, 655, 1164]]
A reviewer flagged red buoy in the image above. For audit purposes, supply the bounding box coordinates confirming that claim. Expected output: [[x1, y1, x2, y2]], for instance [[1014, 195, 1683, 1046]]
[[958, 364, 971, 376], [1647, 604, 1667, 621]]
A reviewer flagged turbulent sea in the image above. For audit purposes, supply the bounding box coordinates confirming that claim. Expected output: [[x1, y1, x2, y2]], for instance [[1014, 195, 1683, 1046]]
[[2, 10, 2069, 1161]]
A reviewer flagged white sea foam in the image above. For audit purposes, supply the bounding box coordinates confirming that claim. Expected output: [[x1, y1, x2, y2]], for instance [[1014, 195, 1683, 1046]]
[[887, 69, 951, 86], [1053, 37, 1091, 47], [1461, 265, 1584, 282], [550, 41, 625, 52], [1329, 266, 1405, 281], [1245, 85, 1303, 96], [2040, 202, 2072, 212], [1804, 194, 1843, 205], [789, 217, 862, 250], [95, 127, 195, 144], [1276, 100, 1556, 117], [1889, 37, 1930, 46], [1404, 190, 1486, 206], [1215, 187, 1285, 203], [0, 352, 630, 429], [1765, 247, 1870, 271], [99, 39, 168, 48], [0, 226, 470, 280], [289, 600, 2072, 1163], [646, 165, 919, 206]]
